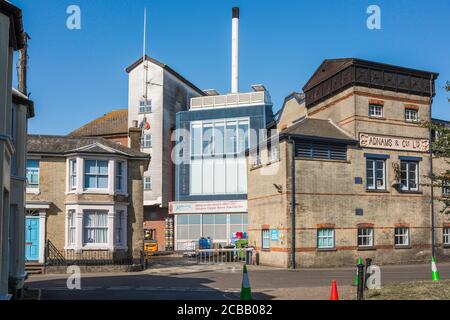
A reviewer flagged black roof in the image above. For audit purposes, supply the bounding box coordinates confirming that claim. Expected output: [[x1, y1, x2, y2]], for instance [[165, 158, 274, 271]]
[[125, 55, 205, 96], [27, 135, 150, 159], [280, 118, 358, 144], [0, 0, 24, 50]]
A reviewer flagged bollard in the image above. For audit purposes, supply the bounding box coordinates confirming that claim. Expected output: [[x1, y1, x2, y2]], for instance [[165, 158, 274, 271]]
[[364, 258, 372, 289], [357, 263, 365, 300]]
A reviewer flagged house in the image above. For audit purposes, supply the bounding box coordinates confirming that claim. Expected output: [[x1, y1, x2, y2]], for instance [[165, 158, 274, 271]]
[[0, 0, 34, 299], [25, 130, 149, 268], [126, 55, 204, 251], [68, 109, 129, 146], [247, 58, 450, 268]]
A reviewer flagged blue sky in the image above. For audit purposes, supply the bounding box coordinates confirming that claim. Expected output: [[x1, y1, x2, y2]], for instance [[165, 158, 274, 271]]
[[13, 0, 450, 135]]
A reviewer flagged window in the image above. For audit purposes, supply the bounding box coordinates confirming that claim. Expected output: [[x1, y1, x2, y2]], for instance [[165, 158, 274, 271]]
[[203, 214, 227, 241], [144, 177, 152, 191], [83, 211, 108, 245], [405, 108, 419, 122], [26, 160, 40, 189], [84, 160, 109, 189], [366, 159, 386, 190], [262, 230, 270, 250], [357, 228, 374, 248], [68, 210, 76, 245], [317, 228, 335, 249], [116, 161, 124, 192], [189, 119, 249, 196], [141, 134, 152, 149], [400, 161, 419, 191], [115, 211, 124, 245], [69, 159, 77, 190], [443, 180, 450, 197], [394, 227, 410, 247], [369, 104, 383, 118], [296, 142, 347, 161], [269, 144, 280, 163], [230, 214, 248, 238], [443, 228, 450, 246], [139, 100, 152, 114], [176, 215, 201, 242]]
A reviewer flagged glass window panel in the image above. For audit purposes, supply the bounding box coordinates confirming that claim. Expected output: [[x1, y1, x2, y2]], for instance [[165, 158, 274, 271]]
[[189, 215, 201, 225], [98, 161, 109, 174], [189, 225, 201, 239], [177, 226, 189, 240], [215, 225, 227, 240], [202, 225, 214, 238], [226, 157, 238, 193], [202, 123, 214, 155], [214, 158, 226, 194], [214, 122, 225, 155], [215, 215, 227, 225], [237, 157, 247, 193], [225, 121, 237, 154], [237, 120, 249, 154], [230, 214, 242, 225], [191, 123, 202, 156], [84, 160, 97, 174], [177, 215, 189, 225], [202, 158, 214, 194], [190, 159, 203, 194], [98, 176, 108, 189], [203, 215, 214, 225]]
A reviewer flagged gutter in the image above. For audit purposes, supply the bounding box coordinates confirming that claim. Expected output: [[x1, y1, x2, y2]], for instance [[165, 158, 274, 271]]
[[289, 137, 296, 269]]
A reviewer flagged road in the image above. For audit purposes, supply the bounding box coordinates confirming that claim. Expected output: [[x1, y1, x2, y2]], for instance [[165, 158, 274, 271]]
[[25, 262, 450, 300]]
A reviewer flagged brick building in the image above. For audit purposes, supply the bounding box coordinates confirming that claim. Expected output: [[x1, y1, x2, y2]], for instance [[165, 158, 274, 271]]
[[247, 58, 450, 268], [68, 109, 129, 146], [25, 132, 149, 266]]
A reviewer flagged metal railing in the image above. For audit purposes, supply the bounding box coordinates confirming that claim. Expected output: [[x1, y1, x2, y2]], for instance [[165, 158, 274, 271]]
[[191, 91, 270, 109], [45, 240, 133, 266], [196, 248, 254, 265]]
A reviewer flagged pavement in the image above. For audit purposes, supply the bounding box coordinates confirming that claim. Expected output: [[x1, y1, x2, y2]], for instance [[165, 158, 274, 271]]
[[24, 261, 450, 300]]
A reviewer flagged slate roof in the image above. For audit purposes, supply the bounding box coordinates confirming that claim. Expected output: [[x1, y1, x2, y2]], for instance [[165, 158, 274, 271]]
[[27, 135, 150, 159], [280, 118, 357, 144], [68, 109, 128, 138]]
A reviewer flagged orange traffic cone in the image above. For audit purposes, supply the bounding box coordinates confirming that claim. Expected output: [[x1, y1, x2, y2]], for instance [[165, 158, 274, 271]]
[[330, 280, 339, 300]]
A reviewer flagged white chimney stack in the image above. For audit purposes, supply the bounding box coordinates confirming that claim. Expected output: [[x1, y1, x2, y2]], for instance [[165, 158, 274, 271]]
[[231, 7, 239, 93]]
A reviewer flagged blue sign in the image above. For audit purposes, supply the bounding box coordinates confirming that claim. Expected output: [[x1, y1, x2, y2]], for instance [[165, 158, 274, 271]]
[[270, 229, 279, 241]]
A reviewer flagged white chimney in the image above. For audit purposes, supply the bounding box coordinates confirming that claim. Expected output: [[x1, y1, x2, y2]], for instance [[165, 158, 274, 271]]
[[231, 7, 239, 93]]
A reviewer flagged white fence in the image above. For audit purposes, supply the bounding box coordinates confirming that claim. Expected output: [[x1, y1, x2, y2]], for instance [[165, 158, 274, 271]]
[[194, 248, 255, 265]]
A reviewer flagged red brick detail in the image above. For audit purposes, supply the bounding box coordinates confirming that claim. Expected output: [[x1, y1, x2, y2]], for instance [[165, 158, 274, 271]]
[[357, 223, 374, 228], [317, 223, 336, 229], [369, 99, 384, 105], [395, 223, 410, 228], [443, 223, 450, 228], [404, 104, 419, 110], [261, 224, 270, 230]]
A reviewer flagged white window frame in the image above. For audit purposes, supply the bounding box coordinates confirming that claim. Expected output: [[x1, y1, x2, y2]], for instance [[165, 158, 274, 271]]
[[139, 99, 152, 114], [68, 210, 76, 245], [400, 161, 419, 192], [443, 227, 450, 246], [366, 158, 386, 190], [144, 176, 152, 191], [357, 228, 374, 248], [394, 227, 410, 247], [442, 180, 450, 197], [69, 159, 77, 191], [405, 108, 419, 122], [141, 134, 152, 149], [262, 229, 270, 250], [26, 159, 40, 193], [115, 161, 125, 192], [83, 159, 109, 191], [369, 104, 383, 118], [65, 204, 128, 251], [317, 228, 335, 249]]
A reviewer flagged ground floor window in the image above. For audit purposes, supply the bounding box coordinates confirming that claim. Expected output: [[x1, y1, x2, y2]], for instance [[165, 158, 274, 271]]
[[357, 228, 374, 248], [394, 227, 410, 247], [175, 213, 248, 250], [317, 228, 335, 249], [68, 210, 76, 245], [443, 227, 450, 246], [262, 230, 270, 250], [83, 211, 108, 244]]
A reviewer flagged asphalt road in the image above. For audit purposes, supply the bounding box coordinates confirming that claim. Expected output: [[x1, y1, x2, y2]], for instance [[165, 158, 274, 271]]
[[25, 262, 450, 300]]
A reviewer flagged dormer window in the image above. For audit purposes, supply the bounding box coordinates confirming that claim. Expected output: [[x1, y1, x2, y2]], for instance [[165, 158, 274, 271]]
[[369, 104, 383, 118], [139, 100, 152, 114], [84, 160, 109, 189], [405, 108, 419, 122]]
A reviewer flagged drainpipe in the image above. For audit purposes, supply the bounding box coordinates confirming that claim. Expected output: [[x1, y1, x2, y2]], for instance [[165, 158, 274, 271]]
[[290, 138, 296, 269], [429, 75, 436, 259]]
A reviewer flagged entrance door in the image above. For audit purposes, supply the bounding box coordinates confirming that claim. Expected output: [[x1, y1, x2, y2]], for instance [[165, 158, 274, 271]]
[[25, 217, 40, 261]]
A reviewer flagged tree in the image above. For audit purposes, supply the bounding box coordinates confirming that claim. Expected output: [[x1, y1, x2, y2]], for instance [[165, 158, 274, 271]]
[[425, 82, 450, 214]]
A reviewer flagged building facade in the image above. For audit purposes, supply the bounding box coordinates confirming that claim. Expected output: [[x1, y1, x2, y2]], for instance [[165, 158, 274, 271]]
[[247, 58, 450, 268], [126, 56, 204, 251], [25, 133, 149, 266], [171, 89, 274, 250], [0, 1, 34, 299]]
